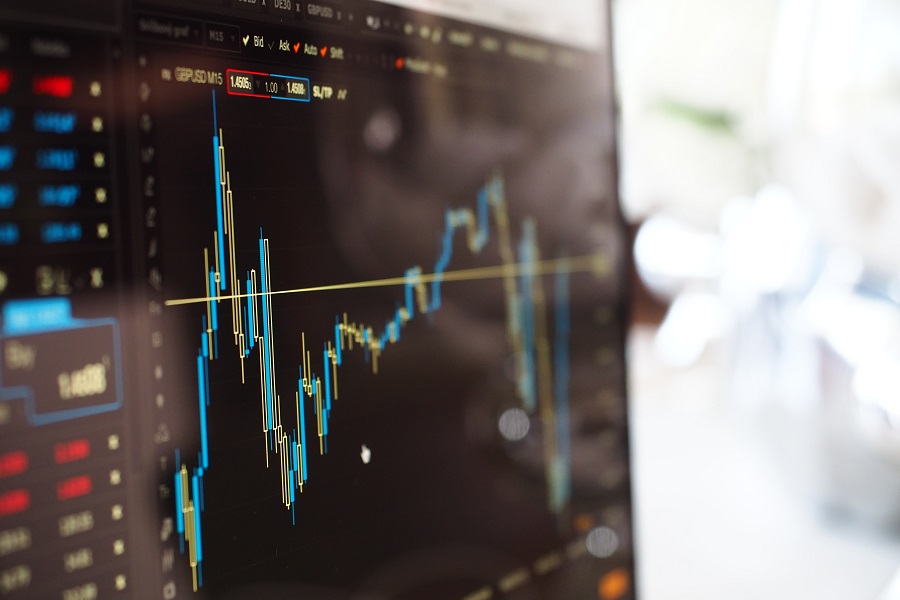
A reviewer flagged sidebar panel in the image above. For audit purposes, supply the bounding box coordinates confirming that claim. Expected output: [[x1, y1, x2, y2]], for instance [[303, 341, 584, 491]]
[[0, 22, 138, 599]]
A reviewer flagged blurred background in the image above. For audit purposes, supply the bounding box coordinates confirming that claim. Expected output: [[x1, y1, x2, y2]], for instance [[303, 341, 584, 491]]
[[612, 0, 900, 597]]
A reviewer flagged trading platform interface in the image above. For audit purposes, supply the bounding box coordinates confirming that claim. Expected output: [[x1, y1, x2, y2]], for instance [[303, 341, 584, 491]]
[[0, 1, 632, 598]]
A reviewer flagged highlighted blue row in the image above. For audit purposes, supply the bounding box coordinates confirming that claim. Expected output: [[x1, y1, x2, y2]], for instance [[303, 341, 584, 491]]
[[0, 184, 81, 209], [0, 109, 83, 133], [2, 297, 72, 335], [0, 221, 91, 244], [0, 298, 125, 426]]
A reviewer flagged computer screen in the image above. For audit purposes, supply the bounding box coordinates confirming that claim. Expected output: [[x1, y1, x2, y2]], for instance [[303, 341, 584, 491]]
[[0, 1, 632, 598]]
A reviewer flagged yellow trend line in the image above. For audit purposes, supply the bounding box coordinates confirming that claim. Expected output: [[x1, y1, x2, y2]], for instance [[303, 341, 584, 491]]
[[164, 252, 612, 307]]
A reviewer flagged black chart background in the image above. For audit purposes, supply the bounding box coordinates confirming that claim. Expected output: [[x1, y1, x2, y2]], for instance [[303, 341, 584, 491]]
[[146, 26, 633, 599]]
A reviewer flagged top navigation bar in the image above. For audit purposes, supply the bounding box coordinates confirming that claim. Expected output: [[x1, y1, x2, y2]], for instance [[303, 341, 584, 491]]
[[143, 0, 606, 51], [134, 6, 592, 77], [0, 0, 608, 51]]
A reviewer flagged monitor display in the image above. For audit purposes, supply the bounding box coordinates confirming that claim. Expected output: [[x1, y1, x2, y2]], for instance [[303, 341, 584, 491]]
[[0, 1, 632, 598]]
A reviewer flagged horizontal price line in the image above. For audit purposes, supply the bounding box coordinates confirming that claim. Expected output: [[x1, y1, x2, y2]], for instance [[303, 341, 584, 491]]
[[164, 252, 611, 307]]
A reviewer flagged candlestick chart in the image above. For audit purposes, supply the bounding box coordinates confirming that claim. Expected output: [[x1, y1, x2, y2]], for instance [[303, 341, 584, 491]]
[[165, 91, 609, 592]]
